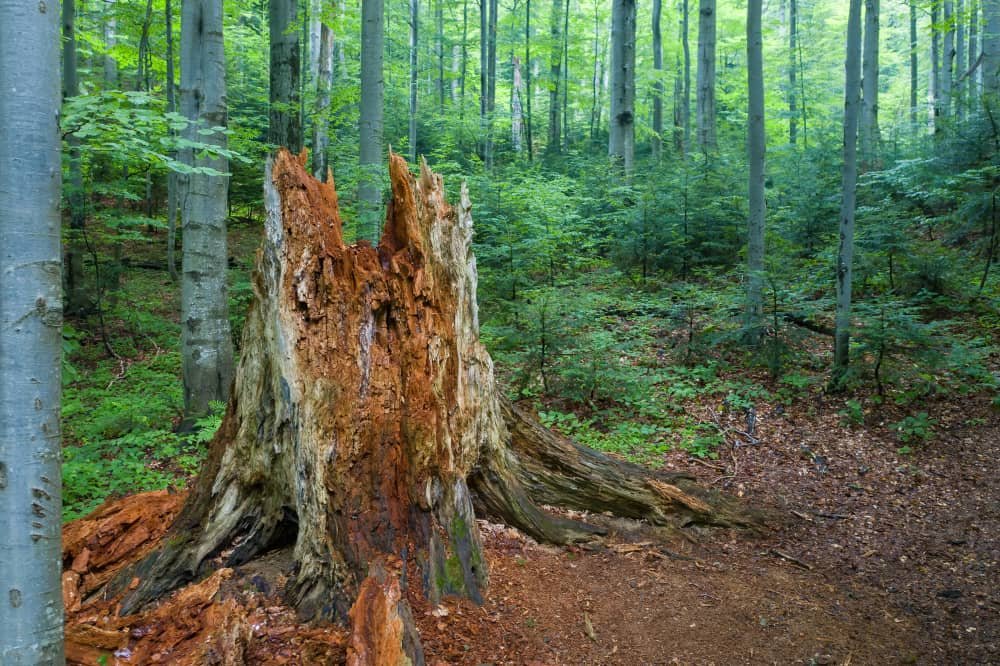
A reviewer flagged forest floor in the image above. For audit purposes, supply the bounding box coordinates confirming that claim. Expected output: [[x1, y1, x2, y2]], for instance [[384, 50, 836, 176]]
[[63, 391, 999, 665], [61, 226, 999, 664]]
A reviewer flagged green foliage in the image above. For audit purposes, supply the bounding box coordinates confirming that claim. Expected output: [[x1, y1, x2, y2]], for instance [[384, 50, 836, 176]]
[[891, 412, 937, 448], [838, 399, 865, 427]]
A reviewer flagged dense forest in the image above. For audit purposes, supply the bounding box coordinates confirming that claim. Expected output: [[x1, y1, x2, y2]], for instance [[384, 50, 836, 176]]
[[2, 0, 999, 662]]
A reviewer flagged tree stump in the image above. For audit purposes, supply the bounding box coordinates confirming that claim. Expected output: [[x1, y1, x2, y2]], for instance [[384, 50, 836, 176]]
[[117, 149, 752, 662]]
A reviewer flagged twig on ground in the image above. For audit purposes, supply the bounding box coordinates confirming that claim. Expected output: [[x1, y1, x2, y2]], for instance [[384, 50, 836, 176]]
[[770, 548, 813, 570]]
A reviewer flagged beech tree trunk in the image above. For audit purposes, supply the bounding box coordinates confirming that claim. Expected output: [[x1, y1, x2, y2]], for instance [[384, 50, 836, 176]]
[[746, 0, 765, 344], [546, 0, 562, 154], [835, 0, 863, 378], [115, 150, 751, 660], [652, 0, 663, 160], [696, 0, 717, 153], [860, 0, 879, 170], [608, 0, 636, 171], [269, 0, 302, 151], [0, 0, 64, 660]]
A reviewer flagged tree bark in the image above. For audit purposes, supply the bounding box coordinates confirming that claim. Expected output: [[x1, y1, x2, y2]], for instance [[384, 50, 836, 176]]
[[360, 0, 385, 240], [958, 0, 967, 120], [512, 55, 525, 151], [910, 0, 919, 129], [932, 3, 941, 132], [269, 0, 302, 151], [166, 0, 179, 282], [835, 0, 863, 378], [608, 0, 636, 172], [682, 0, 692, 152], [0, 0, 64, 661], [409, 0, 419, 163], [436, 0, 445, 111], [696, 0, 717, 153], [652, 0, 663, 160], [525, 0, 534, 159], [64, 0, 89, 316], [789, 0, 798, 145], [746, 0, 765, 344], [104, 0, 119, 87], [983, 0, 1000, 106], [180, 0, 235, 421], [970, 0, 980, 106], [546, 0, 563, 154], [312, 21, 334, 180], [943, 0, 955, 120], [860, 0, 879, 170], [114, 150, 753, 657]]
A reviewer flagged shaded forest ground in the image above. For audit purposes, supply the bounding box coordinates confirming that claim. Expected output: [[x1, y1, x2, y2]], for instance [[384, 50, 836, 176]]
[[61, 226, 999, 663]]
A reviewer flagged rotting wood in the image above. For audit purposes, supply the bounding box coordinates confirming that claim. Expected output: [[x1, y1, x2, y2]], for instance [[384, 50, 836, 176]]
[[95, 149, 756, 662]]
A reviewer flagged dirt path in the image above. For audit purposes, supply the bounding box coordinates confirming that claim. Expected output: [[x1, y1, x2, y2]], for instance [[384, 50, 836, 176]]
[[417, 395, 999, 664]]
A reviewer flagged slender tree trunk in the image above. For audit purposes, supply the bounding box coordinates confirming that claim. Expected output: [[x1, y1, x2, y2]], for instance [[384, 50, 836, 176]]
[[312, 21, 334, 180], [0, 0, 64, 661], [746, 0, 765, 343], [64, 0, 88, 315], [137, 0, 154, 92], [104, 0, 119, 87], [943, 1, 956, 121], [461, 0, 469, 115], [682, 0, 691, 151], [590, 1, 599, 143], [608, 0, 636, 171], [932, 3, 941, 132], [561, 0, 570, 150], [911, 0, 919, 129], [652, 0, 663, 160], [480, 0, 489, 159], [525, 0, 534, 159], [696, 0, 717, 153], [409, 0, 419, 163], [789, 0, 798, 145], [983, 0, 1000, 107], [547, 0, 563, 154], [360, 0, 385, 240], [452, 44, 462, 103], [512, 55, 525, 151], [309, 0, 322, 84], [436, 0, 445, 111], [166, 0, 179, 282], [180, 0, 234, 421], [270, 0, 302, 151], [970, 0, 980, 106], [835, 0, 863, 378], [487, 0, 498, 168], [860, 0, 880, 170], [958, 0, 967, 119]]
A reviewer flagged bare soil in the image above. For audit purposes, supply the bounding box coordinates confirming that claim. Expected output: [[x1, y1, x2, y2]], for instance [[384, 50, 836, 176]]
[[64, 394, 999, 665]]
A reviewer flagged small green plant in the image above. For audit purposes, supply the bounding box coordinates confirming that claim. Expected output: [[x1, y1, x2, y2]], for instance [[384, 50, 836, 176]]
[[891, 412, 937, 445], [838, 399, 865, 427]]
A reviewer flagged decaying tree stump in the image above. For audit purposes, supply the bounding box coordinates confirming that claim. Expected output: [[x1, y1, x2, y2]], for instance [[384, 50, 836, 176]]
[[115, 149, 752, 662]]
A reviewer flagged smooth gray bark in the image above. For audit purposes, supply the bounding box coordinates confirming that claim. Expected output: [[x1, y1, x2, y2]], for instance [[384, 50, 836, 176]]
[[746, 0, 765, 342], [835, 0, 863, 376], [359, 0, 385, 239], [696, 0, 717, 152], [512, 55, 525, 151], [409, 0, 419, 163], [312, 21, 334, 180], [63, 0, 88, 315], [547, 0, 562, 154], [269, 0, 302, 151], [984, 0, 1000, 105], [0, 0, 64, 661], [682, 0, 691, 151], [911, 0, 918, 128], [608, 0, 636, 171], [166, 0, 179, 281], [970, 0, 980, 104], [525, 0, 534, 158], [652, 0, 663, 160], [932, 3, 941, 131], [789, 0, 798, 144], [436, 0, 445, 110], [943, 0, 955, 119], [958, 0, 967, 119], [860, 0, 879, 169], [487, 0, 498, 168], [179, 0, 234, 420], [104, 0, 118, 87]]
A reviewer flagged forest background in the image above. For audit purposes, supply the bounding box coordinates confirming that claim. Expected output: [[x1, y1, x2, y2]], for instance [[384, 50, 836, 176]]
[[53, 0, 1000, 525]]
